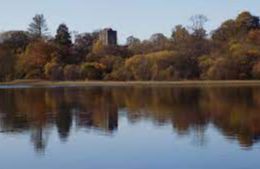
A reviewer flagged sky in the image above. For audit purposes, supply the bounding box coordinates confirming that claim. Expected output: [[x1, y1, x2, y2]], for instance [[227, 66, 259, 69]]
[[0, 0, 259, 44]]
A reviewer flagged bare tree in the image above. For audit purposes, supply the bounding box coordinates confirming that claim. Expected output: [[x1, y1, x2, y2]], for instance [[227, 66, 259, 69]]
[[190, 14, 208, 31], [28, 14, 48, 39]]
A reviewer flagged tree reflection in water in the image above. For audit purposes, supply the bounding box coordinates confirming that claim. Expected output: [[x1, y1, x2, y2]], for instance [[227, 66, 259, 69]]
[[0, 86, 260, 153]]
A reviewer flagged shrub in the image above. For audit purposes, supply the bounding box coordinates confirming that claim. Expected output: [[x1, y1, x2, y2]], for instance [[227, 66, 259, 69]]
[[63, 65, 81, 80], [81, 63, 105, 80]]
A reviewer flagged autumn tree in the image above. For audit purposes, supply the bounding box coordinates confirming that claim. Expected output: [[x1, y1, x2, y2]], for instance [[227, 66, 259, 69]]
[[44, 58, 64, 80], [252, 62, 260, 79], [247, 30, 260, 45], [212, 11, 260, 44], [81, 63, 105, 80], [74, 32, 99, 63], [127, 36, 141, 46], [170, 15, 210, 79], [16, 40, 56, 79], [0, 11, 259, 82], [1, 31, 30, 53], [0, 46, 16, 81], [126, 36, 141, 54], [171, 25, 191, 50], [190, 14, 208, 38], [63, 65, 81, 80], [236, 11, 259, 33], [149, 33, 171, 52], [125, 51, 177, 80]]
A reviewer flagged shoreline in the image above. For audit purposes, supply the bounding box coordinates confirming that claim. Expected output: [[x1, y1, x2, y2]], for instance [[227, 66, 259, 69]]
[[2, 80, 260, 88]]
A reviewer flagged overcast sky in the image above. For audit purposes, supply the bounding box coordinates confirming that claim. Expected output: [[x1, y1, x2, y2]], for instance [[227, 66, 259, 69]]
[[0, 0, 259, 43]]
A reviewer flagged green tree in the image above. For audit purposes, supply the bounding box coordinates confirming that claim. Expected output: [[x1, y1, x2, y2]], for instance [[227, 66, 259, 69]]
[[54, 24, 73, 64], [55, 24, 72, 47]]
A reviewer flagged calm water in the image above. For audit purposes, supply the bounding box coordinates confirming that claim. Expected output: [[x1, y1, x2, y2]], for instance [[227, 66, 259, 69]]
[[0, 85, 260, 169]]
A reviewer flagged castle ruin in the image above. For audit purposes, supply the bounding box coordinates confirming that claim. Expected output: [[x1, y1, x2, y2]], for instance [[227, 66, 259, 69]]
[[99, 28, 117, 46]]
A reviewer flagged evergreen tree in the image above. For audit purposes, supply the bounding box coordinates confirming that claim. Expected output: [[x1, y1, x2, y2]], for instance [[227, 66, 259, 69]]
[[54, 24, 73, 64], [55, 24, 72, 47]]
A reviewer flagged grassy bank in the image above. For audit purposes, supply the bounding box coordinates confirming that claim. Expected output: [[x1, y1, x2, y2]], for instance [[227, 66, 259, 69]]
[[2, 79, 260, 88]]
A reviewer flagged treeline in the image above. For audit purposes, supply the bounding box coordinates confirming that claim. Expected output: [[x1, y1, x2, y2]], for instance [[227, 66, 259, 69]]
[[1, 11, 260, 81]]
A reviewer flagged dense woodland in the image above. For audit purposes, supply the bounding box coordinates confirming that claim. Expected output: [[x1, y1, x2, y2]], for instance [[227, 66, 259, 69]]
[[1, 11, 260, 81]]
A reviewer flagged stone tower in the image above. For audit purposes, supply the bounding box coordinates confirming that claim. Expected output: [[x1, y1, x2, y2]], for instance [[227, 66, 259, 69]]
[[99, 28, 117, 46]]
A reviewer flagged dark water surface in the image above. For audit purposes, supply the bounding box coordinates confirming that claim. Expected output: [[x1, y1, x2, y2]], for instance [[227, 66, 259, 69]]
[[0, 85, 260, 169]]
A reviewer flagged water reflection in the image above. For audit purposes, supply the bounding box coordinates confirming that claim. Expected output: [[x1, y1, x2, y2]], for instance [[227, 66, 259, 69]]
[[0, 86, 260, 153]]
